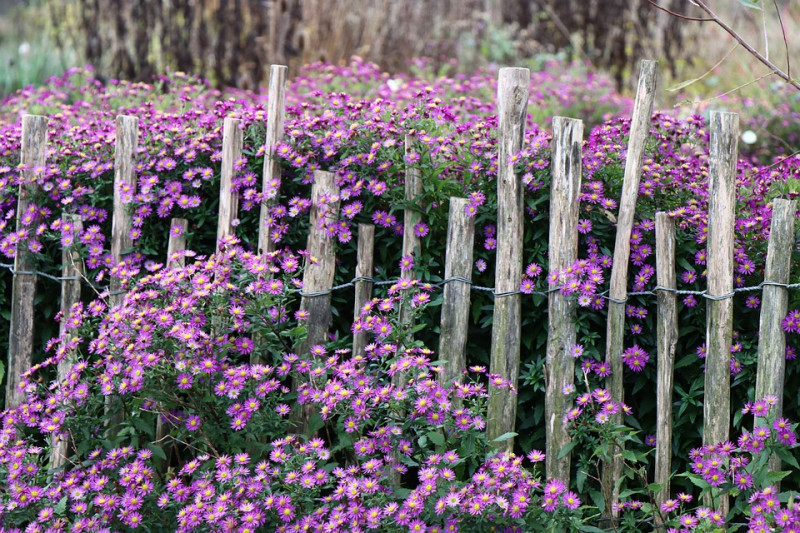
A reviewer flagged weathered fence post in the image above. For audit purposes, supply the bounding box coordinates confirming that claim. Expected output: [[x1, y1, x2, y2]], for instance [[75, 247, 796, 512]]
[[397, 134, 423, 351], [109, 115, 139, 309], [297, 170, 340, 434], [106, 115, 138, 430], [704, 110, 738, 515], [438, 197, 475, 387], [300, 170, 340, 353], [487, 67, 529, 450], [755, 198, 796, 474], [155, 217, 189, 464], [602, 59, 658, 515], [546, 117, 583, 483], [5, 115, 47, 410], [217, 117, 243, 252], [166, 218, 188, 269], [258, 64, 288, 256], [51, 214, 84, 470], [654, 211, 678, 517], [352, 223, 375, 358]]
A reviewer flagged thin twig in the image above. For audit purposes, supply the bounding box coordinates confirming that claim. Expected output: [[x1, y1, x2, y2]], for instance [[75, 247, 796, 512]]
[[666, 42, 739, 92], [761, 0, 769, 61], [647, 0, 714, 21], [773, 0, 791, 79], [676, 71, 774, 107]]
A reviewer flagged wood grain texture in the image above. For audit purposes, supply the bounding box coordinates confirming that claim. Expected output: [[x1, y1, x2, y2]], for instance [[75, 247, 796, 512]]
[[352, 224, 375, 358], [300, 170, 341, 351], [487, 67, 529, 450], [755, 198, 796, 474], [109, 115, 139, 309], [106, 115, 139, 429], [259, 65, 287, 256], [297, 170, 340, 434], [5, 115, 47, 410], [703, 111, 738, 515], [438, 197, 475, 388], [217, 117, 243, 252], [167, 218, 188, 269], [545, 116, 583, 483], [398, 134, 422, 339], [654, 212, 677, 516], [52, 214, 84, 470], [602, 60, 658, 514]]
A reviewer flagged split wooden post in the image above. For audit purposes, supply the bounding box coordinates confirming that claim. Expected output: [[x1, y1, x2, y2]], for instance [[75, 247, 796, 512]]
[[258, 64, 288, 256], [105, 115, 139, 430], [487, 67, 529, 450], [438, 197, 475, 387], [109, 115, 139, 309], [352, 224, 375, 358], [155, 217, 189, 467], [602, 59, 658, 514], [217, 117, 243, 252], [297, 170, 340, 433], [5, 115, 47, 410], [299, 170, 340, 350], [51, 213, 84, 470], [755, 198, 796, 473], [654, 212, 678, 516], [703, 110, 738, 515], [545, 117, 583, 482], [166, 218, 188, 269]]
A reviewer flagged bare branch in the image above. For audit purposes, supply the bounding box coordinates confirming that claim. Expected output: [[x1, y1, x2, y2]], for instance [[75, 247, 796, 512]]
[[647, 1, 714, 21], [690, 0, 800, 92]]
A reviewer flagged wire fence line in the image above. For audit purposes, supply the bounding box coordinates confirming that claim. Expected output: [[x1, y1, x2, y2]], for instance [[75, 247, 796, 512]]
[[2, 260, 799, 304]]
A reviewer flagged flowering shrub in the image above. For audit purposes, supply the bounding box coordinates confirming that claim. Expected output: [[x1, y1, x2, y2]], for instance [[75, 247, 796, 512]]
[[1, 57, 800, 530], [0, 238, 591, 531]]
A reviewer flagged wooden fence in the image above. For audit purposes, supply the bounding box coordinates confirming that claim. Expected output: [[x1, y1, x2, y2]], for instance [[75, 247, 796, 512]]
[[3, 60, 799, 517]]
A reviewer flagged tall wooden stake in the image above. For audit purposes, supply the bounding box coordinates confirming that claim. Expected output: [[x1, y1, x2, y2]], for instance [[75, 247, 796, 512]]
[[487, 67, 529, 450], [217, 117, 243, 252], [755, 198, 796, 474], [51, 214, 83, 470], [546, 116, 583, 482], [703, 111, 738, 515], [654, 212, 678, 518], [5, 115, 47, 410], [438, 197, 475, 388], [602, 60, 658, 515], [258, 64, 288, 255], [352, 224, 375, 358]]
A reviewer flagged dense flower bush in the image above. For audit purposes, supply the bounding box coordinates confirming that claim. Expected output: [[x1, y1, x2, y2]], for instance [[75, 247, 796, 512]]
[[0, 57, 800, 530]]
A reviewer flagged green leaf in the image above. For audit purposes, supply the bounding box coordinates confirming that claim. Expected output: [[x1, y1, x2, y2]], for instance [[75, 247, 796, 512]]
[[147, 444, 167, 462], [427, 430, 445, 448], [492, 432, 518, 443], [418, 435, 428, 448], [775, 447, 800, 470], [0, 360, 4, 386], [558, 440, 578, 460], [54, 495, 68, 515], [589, 489, 605, 514], [307, 413, 325, 435]]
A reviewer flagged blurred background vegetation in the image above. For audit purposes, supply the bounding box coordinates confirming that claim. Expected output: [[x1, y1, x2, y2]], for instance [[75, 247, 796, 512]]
[[0, 0, 798, 104]]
